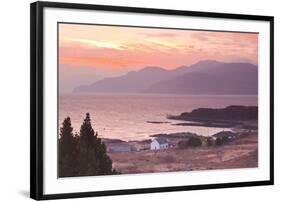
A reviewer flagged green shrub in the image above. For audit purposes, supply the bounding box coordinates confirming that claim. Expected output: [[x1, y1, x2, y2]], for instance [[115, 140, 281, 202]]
[[189, 137, 202, 147], [178, 140, 189, 149], [215, 136, 229, 146], [206, 137, 215, 146], [178, 137, 202, 149]]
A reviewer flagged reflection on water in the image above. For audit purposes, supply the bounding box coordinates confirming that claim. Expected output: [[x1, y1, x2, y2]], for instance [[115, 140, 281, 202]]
[[59, 93, 257, 141]]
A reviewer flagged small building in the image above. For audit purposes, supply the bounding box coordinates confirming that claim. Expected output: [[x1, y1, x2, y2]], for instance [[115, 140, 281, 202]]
[[107, 143, 132, 153], [212, 131, 239, 140], [150, 138, 168, 150]]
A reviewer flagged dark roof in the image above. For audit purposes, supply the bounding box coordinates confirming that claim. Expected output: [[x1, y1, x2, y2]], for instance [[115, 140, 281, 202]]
[[108, 144, 132, 152], [213, 131, 238, 138], [155, 138, 168, 144]]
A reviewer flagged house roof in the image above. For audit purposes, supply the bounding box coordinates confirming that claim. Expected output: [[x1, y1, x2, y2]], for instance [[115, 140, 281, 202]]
[[108, 143, 131, 148], [154, 138, 168, 144], [213, 131, 238, 138], [110, 145, 131, 149]]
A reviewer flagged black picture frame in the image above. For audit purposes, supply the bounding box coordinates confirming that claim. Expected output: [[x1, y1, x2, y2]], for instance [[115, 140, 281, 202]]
[[30, 1, 274, 200]]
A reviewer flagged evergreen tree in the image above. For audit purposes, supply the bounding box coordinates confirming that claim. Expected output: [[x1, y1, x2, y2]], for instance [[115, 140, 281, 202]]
[[78, 113, 114, 176], [59, 117, 77, 177], [59, 113, 117, 177], [78, 113, 98, 175], [95, 132, 113, 175]]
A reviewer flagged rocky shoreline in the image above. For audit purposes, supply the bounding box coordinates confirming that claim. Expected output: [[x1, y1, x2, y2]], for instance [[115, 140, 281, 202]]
[[167, 105, 258, 121], [101, 105, 258, 173]]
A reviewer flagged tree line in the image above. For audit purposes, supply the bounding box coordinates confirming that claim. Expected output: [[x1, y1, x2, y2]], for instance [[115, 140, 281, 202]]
[[59, 113, 118, 177]]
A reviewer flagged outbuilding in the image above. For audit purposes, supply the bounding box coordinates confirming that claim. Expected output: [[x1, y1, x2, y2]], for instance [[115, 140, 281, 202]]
[[150, 138, 168, 150], [212, 131, 239, 140], [107, 143, 132, 153]]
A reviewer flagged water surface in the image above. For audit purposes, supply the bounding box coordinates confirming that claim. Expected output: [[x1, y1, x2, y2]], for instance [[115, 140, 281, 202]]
[[59, 93, 257, 140]]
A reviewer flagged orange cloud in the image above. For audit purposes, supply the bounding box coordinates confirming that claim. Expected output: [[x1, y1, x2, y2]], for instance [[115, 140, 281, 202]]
[[59, 24, 258, 70]]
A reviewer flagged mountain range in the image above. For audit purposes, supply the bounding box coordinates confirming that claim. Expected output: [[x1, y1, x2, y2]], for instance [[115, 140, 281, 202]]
[[73, 60, 258, 95]]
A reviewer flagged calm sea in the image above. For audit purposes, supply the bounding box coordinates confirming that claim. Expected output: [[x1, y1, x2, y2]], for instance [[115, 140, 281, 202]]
[[59, 94, 257, 141]]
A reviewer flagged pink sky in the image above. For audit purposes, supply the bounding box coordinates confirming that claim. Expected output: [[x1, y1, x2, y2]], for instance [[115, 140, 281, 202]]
[[59, 23, 258, 72]]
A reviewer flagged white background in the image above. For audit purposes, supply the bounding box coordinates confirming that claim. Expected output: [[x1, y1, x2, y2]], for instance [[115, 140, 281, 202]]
[[0, 0, 279, 201]]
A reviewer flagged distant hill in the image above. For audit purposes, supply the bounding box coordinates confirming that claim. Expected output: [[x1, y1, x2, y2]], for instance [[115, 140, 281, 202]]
[[73, 66, 170, 93], [73, 60, 258, 95], [168, 105, 258, 122], [143, 61, 258, 94], [170, 60, 225, 76]]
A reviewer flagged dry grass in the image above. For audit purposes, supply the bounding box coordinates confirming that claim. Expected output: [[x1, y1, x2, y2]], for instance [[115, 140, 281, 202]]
[[109, 133, 258, 174]]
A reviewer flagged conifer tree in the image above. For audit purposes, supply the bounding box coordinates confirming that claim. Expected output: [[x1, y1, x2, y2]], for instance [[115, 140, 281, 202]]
[[95, 132, 113, 175], [59, 113, 117, 177], [59, 117, 77, 177], [78, 113, 114, 176], [78, 113, 99, 175]]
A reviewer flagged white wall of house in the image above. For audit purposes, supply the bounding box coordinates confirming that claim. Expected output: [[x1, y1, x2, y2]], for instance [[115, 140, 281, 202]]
[[159, 143, 168, 149], [150, 140, 168, 150], [150, 140, 160, 150]]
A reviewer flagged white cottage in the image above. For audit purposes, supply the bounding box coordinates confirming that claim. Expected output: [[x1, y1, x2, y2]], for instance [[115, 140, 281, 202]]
[[150, 138, 168, 150]]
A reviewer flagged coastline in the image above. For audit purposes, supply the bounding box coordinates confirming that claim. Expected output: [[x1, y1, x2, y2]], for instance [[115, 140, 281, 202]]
[[60, 103, 259, 174], [102, 112, 258, 174]]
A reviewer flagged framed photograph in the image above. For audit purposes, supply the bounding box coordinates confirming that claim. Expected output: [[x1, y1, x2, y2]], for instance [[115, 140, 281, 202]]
[[30, 1, 274, 200]]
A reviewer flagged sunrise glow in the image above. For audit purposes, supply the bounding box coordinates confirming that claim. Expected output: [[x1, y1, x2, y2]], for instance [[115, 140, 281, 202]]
[[59, 23, 258, 71]]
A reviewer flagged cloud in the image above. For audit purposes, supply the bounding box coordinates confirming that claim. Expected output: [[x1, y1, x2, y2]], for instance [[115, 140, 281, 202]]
[[140, 32, 177, 38], [63, 38, 132, 50], [59, 24, 258, 70]]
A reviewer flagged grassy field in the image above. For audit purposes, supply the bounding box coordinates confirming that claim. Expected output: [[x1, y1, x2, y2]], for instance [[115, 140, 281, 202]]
[[108, 133, 258, 174]]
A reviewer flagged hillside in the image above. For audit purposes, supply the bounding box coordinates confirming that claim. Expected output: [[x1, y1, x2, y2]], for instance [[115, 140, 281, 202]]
[[73, 60, 258, 95], [168, 105, 258, 122], [73, 66, 170, 93]]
